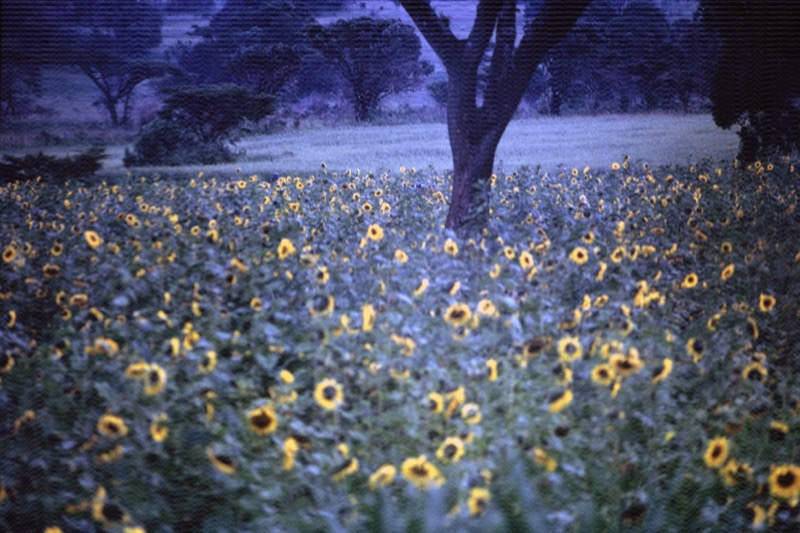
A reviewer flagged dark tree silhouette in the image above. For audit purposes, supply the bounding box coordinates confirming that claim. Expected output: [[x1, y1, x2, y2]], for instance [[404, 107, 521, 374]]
[[309, 17, 433, 122], [702, 0, 800, 162], [398, 0, 591, 232]]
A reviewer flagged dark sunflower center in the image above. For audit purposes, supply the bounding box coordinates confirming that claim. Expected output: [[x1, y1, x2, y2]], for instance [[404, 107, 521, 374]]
[[450, 310, 465, 319], [106, 422, 119, 434], [148, 370, 161, 384], [444, 444, 457, 458], [618, 359, 634, 370], [411, 465, 429, 477], [429, 399, 440, 411], [693, 339, 704, 353], [215, 454, 234, 467], [251, 412, 273, 429], [102, 502, 125, 521], [323, 386, 337, 401], [777, 471, 796, 488], [711, 445, 723, 459]]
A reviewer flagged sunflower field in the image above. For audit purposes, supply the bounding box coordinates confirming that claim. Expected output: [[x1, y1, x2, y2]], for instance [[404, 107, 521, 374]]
[[1, 158, 800, 532]]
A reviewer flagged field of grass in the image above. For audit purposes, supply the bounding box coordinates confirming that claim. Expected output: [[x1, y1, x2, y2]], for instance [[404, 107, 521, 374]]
[[2, 152, 799, 530]]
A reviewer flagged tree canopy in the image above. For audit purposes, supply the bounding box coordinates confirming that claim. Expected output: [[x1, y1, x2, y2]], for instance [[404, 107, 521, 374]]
[[309, 17, 433, 122]]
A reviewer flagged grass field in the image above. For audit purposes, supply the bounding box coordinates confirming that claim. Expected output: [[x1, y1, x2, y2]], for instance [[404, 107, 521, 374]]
[[2, 151, 799, 530]]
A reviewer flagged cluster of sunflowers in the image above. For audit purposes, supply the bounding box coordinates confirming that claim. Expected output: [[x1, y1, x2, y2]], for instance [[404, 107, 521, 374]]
[[1, 157, 799, 530]]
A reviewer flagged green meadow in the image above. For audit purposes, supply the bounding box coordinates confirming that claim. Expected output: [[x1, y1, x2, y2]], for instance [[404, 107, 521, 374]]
[[2, 145, 800, 530]]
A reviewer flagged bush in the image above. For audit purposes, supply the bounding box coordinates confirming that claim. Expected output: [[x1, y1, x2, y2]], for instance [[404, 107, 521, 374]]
[[124, 84, 274, 167], [0, 147, 105, 183], [123, 119, 235, 167]]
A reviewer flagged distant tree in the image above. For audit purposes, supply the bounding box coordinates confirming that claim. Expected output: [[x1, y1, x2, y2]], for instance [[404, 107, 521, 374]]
[[164, 0, 215, 14], [398, 0, 590, 231], [124, 84, 275, 166], [61, 0, 174, 126], [176, 1, 314, 96], [701, 0, 800, 161], [309, 17, 433, 122]]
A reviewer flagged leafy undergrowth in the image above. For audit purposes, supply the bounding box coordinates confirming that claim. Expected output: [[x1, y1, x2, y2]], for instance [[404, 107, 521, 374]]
[[1, 158, 799, 532]]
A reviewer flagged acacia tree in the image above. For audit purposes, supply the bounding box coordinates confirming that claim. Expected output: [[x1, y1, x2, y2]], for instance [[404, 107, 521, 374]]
[[309, 17, 433, 122], [398, 0, 591, 232]]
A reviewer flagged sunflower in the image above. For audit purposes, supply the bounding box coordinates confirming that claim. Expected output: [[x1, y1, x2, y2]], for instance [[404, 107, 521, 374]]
[[759, 293, 776, 313], [394, 249, 409, 263], [681, 273, 699, 289], [485, 358, 499, 382], [443, 238, 459, 256], [283, 437, 299, 471], [91, 487, 130, 526], [686, 337, 704, 363], [331, 457, 359, 482], [280, 369, 295, 384], [368, 464, 397, 490], [596, 261, 608, 281], [97, 414, 128, 439], [703, 436, 729, 469], [84, 230, 103, 249], [6, 311, 16, 329], [591, 364, 616, 386], [609, 350, 644, 378], [314, 378, 344, 410], [444, 303, 471, 327], [532, 447, 558, 472], [362, 303, 376, 332], [427, 392, 444, 414], [467, 487, 491, 516], [199, 351, 218, 374], [720, 241, 733, 253], [50, 242, 64, 257], [124, 361, 150, 379], [42, 263, 61, 279], [150, 413, 169, 442], [557, 336, 582, 362], [366, 223, 384, 242], [144, 364, 167, 395], [503, 246, 516, 260], [0, 352, 14, 374], [476, 299, 498, 318], [436, 437, 466, 463], [519, 250, 535, 271], [569, 246, 589, 265], [768, 464, 800, 503], [650, 358, 673, 384], [548, 389, 573, 413], [247, 405, 279, 435], [609, 246, 626, 264], [720, 263, 735, 281], [206, 446, 236, 475], [523, 335, 552, 359], [401, 455, 444, 490], [769, 420, 789, 442], [277, 238, 296, 259]]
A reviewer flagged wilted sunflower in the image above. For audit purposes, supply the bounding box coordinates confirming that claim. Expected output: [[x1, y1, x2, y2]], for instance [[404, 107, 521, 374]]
[[703, 436, 729, 469], [444, 303, 471, 327], [206, 446, 236, 475], [768, 464, 800, 503], [314, 378, 344, 410], [368, 464, 397, 490], [247, 405, 279, 435], [650, 358, 673, 384], [401, 455, 444, 490], [97, 414, 128, 439], [436, 437, 466, 463], [548, 389, 573, 413], [331, 457, 359, 482], [686, 337, 704, 363]]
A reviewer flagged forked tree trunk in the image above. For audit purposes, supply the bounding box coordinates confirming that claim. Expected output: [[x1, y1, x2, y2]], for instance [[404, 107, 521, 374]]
[[399, 0, 591, 233]]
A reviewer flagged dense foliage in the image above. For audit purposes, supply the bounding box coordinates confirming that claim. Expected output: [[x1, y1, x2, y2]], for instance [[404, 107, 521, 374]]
[[2, 157, 799, 530], [124, 85, 275, 167], [0, 148, 105, 184]]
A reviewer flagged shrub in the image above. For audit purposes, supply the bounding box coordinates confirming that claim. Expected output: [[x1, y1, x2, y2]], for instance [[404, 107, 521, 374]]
[[0, 146, 105, 183], [123, 119, 235, 167]]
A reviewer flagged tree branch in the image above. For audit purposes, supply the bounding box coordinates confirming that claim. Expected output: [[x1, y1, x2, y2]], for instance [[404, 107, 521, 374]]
[[464, 0, 505, 67], [397, 0, 461, 71]]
